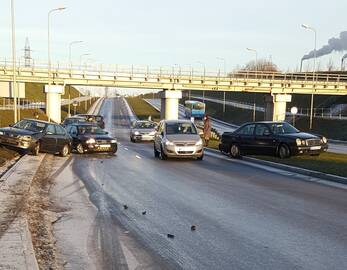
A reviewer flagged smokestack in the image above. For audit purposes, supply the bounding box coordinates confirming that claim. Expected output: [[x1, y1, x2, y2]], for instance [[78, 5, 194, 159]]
[[300, 58, 304, 72], [341, 53, 347, 71], [302, 31, 347, 61]]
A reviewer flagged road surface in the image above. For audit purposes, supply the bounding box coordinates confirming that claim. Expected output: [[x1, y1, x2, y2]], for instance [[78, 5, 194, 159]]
[[68, 97, 347, 270]]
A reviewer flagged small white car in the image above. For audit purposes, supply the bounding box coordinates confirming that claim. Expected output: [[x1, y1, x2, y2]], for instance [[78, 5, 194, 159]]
[[154, 120, 204, 160]]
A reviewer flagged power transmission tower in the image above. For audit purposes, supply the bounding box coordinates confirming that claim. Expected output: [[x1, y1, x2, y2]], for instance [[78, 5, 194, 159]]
[[24, 37, 32, 67]]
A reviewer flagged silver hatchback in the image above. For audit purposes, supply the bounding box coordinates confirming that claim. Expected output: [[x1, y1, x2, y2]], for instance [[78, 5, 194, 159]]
[[154, 120, 204, 160], [130, 120, 157, 142]]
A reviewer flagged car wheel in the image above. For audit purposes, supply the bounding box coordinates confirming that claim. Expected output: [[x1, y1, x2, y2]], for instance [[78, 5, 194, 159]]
[[112, 145, 118, 154], [60, 144, 70, 157], [278, 144, 290, 159], [154, 144, 160, 158], [160, 145, 168, 160], [230, 144, 241, 158], [197, 154, 204, 161], [32, 142, 40, 156], [76, 143, 84, 154], [130, 137, 135, 143]]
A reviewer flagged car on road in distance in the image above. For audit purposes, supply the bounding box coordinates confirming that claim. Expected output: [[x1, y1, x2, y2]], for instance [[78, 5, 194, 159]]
[[75, 114, 105, 129], [154, 119, 204, 160], [61, 116, 88, 127], [0, 119, 71, 156], [130, 120, 157, 142], [66, 123, 117, 154], [219, 121, 328, 159]]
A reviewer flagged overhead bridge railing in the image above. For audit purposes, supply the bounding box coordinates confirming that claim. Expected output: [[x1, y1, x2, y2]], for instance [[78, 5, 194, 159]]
[[1, 59, 347, 94]]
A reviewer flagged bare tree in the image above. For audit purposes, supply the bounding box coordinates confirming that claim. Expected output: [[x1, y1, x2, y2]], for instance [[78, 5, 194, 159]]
[[242, 58, 279, 72]]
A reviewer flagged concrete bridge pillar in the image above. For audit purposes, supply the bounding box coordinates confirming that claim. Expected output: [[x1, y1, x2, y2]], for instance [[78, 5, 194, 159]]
[[44, 85, 64, 123], [264, 94, 292, 121], [158, 90, 182, 120]]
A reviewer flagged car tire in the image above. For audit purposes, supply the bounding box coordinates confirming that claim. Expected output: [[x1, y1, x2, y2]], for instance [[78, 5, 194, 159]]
[[76, 143, 84, 154], [154, 144, 160, 158], [60, 144, 70, 157], [32, 142, 40, 156], [230, 144, 241, 158], [112, 145, 118, 154], [131, 137, 135, 143], [160, 146, 168, 160], [278, 144, 291, 159], [197, 154, 204, 161]]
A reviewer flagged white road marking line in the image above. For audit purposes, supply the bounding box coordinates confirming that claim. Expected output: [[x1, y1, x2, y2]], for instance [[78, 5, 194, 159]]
[[135, 155, 142, 159], [124, 147, 128, 151]]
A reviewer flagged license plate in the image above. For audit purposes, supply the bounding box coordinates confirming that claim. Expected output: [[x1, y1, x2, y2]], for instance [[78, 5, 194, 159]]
[[310, 146, 321, 150], [100, 144, 111, 148], [177, 147, 195, 152]]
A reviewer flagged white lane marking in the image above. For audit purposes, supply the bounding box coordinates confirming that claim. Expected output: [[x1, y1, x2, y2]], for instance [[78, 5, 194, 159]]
[[135, 155, 142, 159], [124, 147, 128, 151]]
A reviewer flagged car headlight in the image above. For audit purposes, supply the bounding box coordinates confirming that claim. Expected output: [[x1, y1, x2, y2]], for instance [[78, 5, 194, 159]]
[[296, 138, 302, 146], [0, 131, 3, 135], [165, 140, 174, 146], [20, 135, 32, 141], [149, 131, 155, 136], [86, 138, 96, 144], [322, 136, 327, 144], [111, 139, 117, 143], [134, 131, 140, 135], [196, 139, 203, 146]]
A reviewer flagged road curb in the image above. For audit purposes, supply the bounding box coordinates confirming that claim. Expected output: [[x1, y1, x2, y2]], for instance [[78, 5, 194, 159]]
[[205, 148, 347, 185]]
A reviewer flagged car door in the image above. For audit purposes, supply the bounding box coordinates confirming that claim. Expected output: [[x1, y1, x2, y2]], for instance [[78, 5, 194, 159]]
[[254, 124, 276, 155], [55, 125, 69, 152], [238, 124, 256, 154], [154, 122, 164, 151], [40, 124, 57, 153]]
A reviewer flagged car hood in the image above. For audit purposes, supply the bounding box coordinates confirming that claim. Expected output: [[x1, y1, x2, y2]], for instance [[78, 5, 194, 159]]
[[278, 132, 320, 140], [132, 128, 155, 133], [166, 134, 200, 142], [78, 134, 115, 140], [0, 127, 38, 136]]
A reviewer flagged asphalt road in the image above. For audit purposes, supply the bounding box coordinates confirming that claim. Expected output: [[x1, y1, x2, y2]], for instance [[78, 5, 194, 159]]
[[72, 97, 347, 270]]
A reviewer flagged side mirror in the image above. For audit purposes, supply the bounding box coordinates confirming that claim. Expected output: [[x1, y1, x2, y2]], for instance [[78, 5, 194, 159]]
[[105, 131, 109, 135]]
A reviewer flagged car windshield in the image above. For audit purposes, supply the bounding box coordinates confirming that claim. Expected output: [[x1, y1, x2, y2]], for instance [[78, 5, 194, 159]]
[[270, 122, 299, 134], [135, 122, 156, 129], [65, 118, 86, 125], [13, 120, 46, 132], [166, 122, 197, 135], [78, 126, 106, 135]]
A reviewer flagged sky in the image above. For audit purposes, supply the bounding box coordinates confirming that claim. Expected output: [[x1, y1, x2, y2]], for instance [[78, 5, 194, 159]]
[[0, 0, 347, 73]]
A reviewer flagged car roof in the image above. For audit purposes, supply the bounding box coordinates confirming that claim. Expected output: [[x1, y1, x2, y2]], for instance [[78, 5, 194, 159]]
[[242, 121, 286, 125], [162, 119, 193, 124], [22, 118, 51, 124], [70, 122, 99, 127], [75, 114, 102, 117]]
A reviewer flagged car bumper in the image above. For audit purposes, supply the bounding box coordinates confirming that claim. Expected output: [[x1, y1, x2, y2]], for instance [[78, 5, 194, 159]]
[[84, 142, 118, 153], [163, 144, 204, 158], [132, 134, 154, 141], [291, 144, 328, 155], [0, 136, 34, 150]]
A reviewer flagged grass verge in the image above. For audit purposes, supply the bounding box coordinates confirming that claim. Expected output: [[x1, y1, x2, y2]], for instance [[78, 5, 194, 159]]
[[126, 97, 160, 121]]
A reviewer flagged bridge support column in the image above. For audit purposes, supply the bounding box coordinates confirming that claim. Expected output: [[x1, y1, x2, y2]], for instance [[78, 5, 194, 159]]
[[158, 90, 182, 120], [264, 94, 292, 121], [44, 85, 64, 123]]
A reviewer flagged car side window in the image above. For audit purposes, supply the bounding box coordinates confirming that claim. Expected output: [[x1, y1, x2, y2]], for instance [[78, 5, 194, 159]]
[[237, 124, 255, 135], [56, 125, 66, 135], [46, 124, 56, 135], [255, 124, 270, 136]]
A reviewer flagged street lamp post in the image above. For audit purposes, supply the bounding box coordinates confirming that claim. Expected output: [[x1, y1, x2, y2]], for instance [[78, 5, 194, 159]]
[[47, 7, 66, 122], [69, 40, 83, 67], [246, 48, 258, 75], [79, 53, 91, 68], [301, 24, 317, 130], [217, 57, 227, 113], [10, 0, 18, 123]]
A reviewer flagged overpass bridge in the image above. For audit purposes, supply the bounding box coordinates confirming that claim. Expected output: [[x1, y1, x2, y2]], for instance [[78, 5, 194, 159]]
[[1, 60, 347, 123]]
